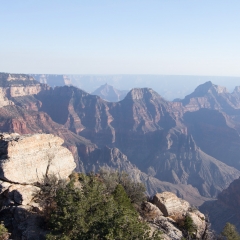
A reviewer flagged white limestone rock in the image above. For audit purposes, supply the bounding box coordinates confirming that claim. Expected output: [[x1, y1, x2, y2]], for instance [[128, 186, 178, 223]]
[[7, 184, 40, 206], [188, 210, 206, 238], [0, 180, 11, 194], [150, 216, 183, 240], [142, 201, 163, 221], [152, 192, 190, 218], [0, 133, 76, 184]]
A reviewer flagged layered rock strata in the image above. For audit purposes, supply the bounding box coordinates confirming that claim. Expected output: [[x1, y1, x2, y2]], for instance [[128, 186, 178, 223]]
[[147, 192, 207, 240], [32, 74, 71, 87], [0, 133, 76, 239], [0, 133, 76, 184], [152, 192, 190, 217]]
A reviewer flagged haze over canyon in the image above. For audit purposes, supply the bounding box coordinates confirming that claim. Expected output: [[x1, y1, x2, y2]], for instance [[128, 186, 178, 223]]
[[1, 72, 240, 234]]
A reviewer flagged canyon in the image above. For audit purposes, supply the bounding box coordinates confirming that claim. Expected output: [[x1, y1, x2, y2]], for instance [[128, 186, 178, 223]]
[[0, 132, 209, 239], [0, 72, 240, 234]]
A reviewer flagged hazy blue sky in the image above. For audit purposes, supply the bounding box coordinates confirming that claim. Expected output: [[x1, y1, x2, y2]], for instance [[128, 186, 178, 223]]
[[1, 0, 240, 75]]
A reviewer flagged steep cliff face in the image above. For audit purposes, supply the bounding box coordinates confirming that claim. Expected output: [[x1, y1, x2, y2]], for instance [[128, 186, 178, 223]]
[[184, 108, 240, 169], [79, 145, 211, 206], [0, 105, 96, 173], [36, 86, 115, 145], [133, 132, 240, 198], [200, 177, 240, 233], [31, 74, 71, 87], [1, 74, 240, 206], [111, 88, 178, 133], [33, 85, 240, 199], [0, 73, 49, 98], [180, 81, 238, 113], [36, 87, 179, 146]]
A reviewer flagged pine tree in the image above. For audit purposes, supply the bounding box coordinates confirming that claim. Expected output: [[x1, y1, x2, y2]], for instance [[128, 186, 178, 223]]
[[221, 222, 240, 240], [183, 215, 197, 239], [46, 174, 161, 240]]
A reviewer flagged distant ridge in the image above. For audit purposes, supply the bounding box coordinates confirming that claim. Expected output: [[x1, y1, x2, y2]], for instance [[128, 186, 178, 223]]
[[31, 74, 71, 88], [91, 83, 128, 102], [200, 177, 240, 233]]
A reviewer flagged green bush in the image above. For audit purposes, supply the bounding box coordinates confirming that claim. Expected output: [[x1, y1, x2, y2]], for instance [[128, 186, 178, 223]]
[[0, 222, 9, 240], [99, 168, 146, 206], [221, 222, 240, 240], [183, 215, 197, 238], [46, 173, 161, 240], [36, 174, 67, 220]]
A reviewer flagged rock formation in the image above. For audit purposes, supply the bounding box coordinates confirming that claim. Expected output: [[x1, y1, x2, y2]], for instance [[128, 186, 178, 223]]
[[0, 73, 49, 99], [0, 133, 76, 184], [152, 192, 190, 217], [1, 73, 240, 209], [32, 74, 71, 88], [200, 177, 240, 233], [0, 75, 239, 203], [146, 192, 208, 240], [91, 83, 128, 102], [0, 133, 76, 240]]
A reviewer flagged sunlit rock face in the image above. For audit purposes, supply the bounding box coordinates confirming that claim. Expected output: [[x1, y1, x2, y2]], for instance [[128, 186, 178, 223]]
[[150, 192, 207, 240], [152, 192, 190, 217], [0, 132, 77, 240], [0, 133, 76, 184], [31, 74, 71, 88]]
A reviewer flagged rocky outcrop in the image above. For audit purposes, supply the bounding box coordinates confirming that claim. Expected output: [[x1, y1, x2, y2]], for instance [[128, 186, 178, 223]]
[[0, 73, 49, 112], [3, 184, 40, 206], [150, 216, 183, 240], [147, 192, 207, 240], [152, 192, 190, 218], [188, 210, 206, 238], [0, 104, 96, 173], [0, 88, 14, 108], [0, 133, 76, 184], [0, 133, 77, 239]]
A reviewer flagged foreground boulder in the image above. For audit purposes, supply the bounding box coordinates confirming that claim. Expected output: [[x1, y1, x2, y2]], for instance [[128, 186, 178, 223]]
[[152, 192, 190, 218], [0, 133, 76, 184], [0, 133, 76, 240], [150, 192, 208, 239]]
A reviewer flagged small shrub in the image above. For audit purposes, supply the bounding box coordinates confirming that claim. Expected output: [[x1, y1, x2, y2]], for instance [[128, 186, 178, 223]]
[[99, 168, 146, 206], [0, 222, 9, 240], [36, 174, 67, 220], [183, 215, 197, 238], [221, 222, 240, 240]]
